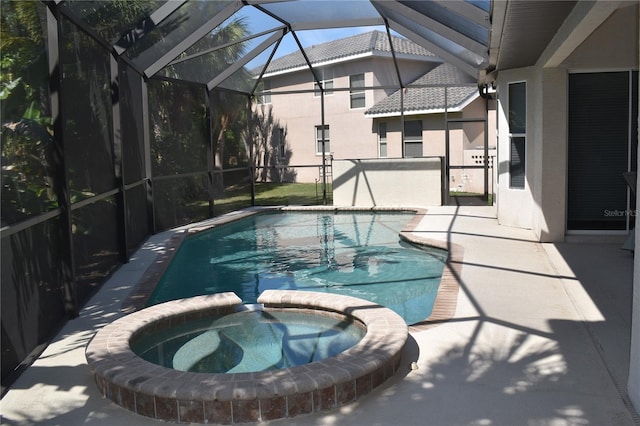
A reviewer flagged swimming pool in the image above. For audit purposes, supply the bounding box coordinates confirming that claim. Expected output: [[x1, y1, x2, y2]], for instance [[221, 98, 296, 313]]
[[147, 211, 447, 325]]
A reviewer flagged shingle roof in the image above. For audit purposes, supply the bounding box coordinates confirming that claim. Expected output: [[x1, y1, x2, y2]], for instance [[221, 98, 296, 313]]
[[260, 30, 435, 75], [365, 63, 478, 117]]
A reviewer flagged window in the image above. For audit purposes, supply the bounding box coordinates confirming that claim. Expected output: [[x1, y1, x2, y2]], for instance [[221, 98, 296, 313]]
[[316, 125, 330, 154], [277, 127, 285, 160], [258, 80, 271, 104], [314, 67, 333, 96], [404, 120, 422, 157], [378, 122, 387, 157], [350, 73, 365, 108], [508, 82, 526, 189]]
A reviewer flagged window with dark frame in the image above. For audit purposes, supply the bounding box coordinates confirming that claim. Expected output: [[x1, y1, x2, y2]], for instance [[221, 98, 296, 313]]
[[508, 82, 526, 189], [277, 127, 285, 160], [404, 120, 423, 157], [350, 73, 365, 108], [378, 122, 387, 157]]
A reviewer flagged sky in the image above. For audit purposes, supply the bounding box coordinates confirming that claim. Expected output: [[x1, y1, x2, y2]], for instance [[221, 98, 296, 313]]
[[234, 2, 393, 70]]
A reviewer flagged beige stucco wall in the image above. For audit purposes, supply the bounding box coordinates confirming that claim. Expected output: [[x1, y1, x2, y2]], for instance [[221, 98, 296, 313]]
[[495, 3, 640, 412], [332, 158, 442, 207], [262, 57, 437, 182], [496, 3, 638, 239], [260, 55, 497, 187], [374, 96, 497, 195], [496, 67, 536, 230], [561, 4, 639, 70], [553, 3, 640, 414], [266, 65, 378, 182]]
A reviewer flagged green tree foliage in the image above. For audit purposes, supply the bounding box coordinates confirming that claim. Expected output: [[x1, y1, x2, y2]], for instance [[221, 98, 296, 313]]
[[1, 1, 55, 225], [0, 0, 159, 225], [149, 79, 208, 177], [60, 0, 158, 44], [150, 17, 251, 209]]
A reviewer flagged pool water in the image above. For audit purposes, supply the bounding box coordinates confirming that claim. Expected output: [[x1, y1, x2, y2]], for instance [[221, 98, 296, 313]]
[[147, 212, 447, 324], [131, 309, 366, 374]]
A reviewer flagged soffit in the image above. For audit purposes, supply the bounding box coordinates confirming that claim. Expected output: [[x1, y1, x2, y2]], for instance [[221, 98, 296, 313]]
[[495, 0, 578, 71]]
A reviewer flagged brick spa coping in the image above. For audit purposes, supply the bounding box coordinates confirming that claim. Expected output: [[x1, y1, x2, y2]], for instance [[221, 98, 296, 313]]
[[85, 290, 408, 424], [120, 206, 462, 334]]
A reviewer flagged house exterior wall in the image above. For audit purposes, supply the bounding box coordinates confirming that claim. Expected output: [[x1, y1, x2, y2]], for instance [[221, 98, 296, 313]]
[[261, 57, 437, 182], [496, 67, 536, 230], [496, 4, 638, 239], [266, 65, 374, 181], [495, 2, 639, 412], [374, 96, 497, 195], [456, 96, 498, 195], [258, 49, 498, 198]]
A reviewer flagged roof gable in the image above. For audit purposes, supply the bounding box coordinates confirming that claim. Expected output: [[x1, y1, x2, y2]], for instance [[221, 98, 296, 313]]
[[260, 30, 435, 76], [365, 63, 478, 117]]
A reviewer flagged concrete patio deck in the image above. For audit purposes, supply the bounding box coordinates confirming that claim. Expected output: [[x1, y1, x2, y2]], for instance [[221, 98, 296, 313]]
[[1, 205, 638, 425]]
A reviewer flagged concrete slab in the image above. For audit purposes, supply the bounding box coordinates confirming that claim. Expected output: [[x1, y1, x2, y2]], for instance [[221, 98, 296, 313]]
[[1, 206, 638, 425]]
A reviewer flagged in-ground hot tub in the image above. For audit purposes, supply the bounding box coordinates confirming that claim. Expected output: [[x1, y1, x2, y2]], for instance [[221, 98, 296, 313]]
[[85, 290, 408, 424]]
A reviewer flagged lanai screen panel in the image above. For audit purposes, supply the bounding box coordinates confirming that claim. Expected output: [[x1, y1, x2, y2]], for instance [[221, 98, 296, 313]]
[[148, 79, 210, 229], [1, 2, 57, 225], [123, 0, 240, 75], [372, 0, 490, 77], [60, 16, 117, 200], [60, 15, 121, 305], [259, 0, 384, 31], [157, 5, 286, 91], [2, 0, 501, 392], [62, 0, 168, 45], [160, 32, 276, 87], [399, 0, 490, 46]]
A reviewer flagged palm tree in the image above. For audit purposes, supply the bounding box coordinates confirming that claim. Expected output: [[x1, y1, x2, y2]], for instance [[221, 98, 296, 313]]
[[205, 18, 250, 173]]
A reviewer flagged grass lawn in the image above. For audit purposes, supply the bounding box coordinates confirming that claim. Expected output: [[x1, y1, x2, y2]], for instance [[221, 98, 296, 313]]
[[212, 182, 332, 215], [449, 191, 493, 205]]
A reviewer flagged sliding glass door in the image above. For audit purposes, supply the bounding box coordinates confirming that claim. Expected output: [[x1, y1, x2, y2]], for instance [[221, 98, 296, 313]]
[[568, 71, 638, 231]]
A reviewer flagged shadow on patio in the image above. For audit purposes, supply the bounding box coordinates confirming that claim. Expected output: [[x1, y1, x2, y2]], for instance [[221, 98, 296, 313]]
[[1, 206, 638, 425], [271, 206, 639, 425]]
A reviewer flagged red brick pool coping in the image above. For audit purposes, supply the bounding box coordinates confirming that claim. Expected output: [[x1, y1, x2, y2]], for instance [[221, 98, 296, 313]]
[[399, 209, 462, 332], [121, 206, 461, 334], [85, 290, 408, 424]]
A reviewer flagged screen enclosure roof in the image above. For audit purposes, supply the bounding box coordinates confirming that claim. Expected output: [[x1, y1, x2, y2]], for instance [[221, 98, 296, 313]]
[[57, 0, 581, 95]]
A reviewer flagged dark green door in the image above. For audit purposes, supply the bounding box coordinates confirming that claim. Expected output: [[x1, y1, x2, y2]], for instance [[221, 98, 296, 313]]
[[568, 71, 638, 231]]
